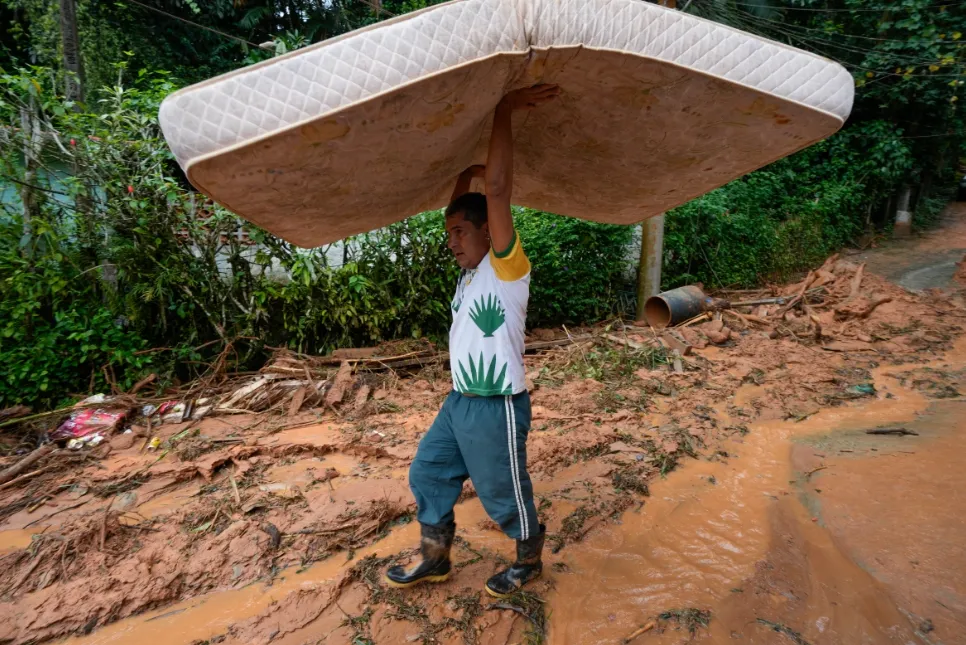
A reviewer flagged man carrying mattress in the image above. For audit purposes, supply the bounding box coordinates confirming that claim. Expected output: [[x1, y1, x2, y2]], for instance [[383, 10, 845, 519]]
[[385, 84, 560, 597]]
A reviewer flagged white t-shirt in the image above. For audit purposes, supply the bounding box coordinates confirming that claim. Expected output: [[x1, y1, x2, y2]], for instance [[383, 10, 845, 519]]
[[449, 231, 530, 396]]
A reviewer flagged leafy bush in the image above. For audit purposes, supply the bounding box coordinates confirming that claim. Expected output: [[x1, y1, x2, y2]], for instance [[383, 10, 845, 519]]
[[515, 209, 634, 326], [0, 60, 957, 410], [662, 119, 916, 289], [0, 64, 634, 409]]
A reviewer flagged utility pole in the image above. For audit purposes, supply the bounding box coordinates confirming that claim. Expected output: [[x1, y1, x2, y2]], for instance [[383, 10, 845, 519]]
[[635, 215, 665, 320], [59, 0, 85, 103], [893, 184, 912, 238], [634, 0, 675, 320]]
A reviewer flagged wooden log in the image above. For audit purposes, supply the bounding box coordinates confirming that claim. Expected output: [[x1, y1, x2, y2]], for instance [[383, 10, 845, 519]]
[[0, 444, 56, 486]]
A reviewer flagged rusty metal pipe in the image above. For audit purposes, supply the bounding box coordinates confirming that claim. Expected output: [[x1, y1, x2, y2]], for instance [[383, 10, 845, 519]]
[[643, 286, 712, 328]]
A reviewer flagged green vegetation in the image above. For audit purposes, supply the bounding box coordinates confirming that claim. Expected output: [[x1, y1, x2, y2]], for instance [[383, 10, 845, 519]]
[[658, 608, 713, 637], [1, 0, 965, 409]]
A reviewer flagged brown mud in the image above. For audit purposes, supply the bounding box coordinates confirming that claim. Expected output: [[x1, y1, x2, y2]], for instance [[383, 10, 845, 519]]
[[2, 208, 966, 644]]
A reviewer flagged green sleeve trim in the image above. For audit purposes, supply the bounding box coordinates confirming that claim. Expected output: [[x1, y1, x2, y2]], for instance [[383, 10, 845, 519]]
[[491, 230, 517, 259]]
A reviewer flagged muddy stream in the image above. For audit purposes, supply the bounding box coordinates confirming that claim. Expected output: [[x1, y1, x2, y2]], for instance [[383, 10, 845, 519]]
[[55, 336, 965, 645]]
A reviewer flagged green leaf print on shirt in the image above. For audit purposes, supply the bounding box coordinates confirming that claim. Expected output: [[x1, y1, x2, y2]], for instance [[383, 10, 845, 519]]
[[468, 294, 506, 338], [455, 353, 512, 396]]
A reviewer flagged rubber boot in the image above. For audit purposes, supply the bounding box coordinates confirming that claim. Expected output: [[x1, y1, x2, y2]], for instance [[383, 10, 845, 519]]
[[385, 522, 454, 588], [485, 524, 546, 598]]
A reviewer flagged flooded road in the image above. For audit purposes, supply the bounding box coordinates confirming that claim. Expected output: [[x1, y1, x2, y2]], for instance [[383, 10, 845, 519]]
[[59, 337, 966, 645], [548, 348, 960, 644]]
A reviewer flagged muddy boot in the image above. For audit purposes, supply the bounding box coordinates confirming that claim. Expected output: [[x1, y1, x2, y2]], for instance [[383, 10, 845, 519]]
[[385, 522, 455, 588], [485, 524, 546, 598]]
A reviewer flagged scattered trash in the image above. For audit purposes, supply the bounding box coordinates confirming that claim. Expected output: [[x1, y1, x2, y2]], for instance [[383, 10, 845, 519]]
[[52, 398, 128, 441], [848, 383, 877, 396], [66, 433, 105, 450]]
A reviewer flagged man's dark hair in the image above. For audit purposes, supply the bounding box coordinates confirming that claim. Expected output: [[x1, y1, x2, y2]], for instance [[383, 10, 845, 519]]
[[445, 192, 488, 229]]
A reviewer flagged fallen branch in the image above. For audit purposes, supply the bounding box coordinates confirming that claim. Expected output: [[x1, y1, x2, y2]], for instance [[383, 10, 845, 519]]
[[0, 464, 57, 492], [0, 408, 73, 429], [128, 373, 157, 395], [0, 405, 31, 422], [845, 263, 865, 304], [229, 469, 241, 505], [804, 465, 827, 480], [865, 428, 918, 436], [23, 499, 90, 529], [0, 444, 57, 486], [729, 297, 787, 308], [856, 297, 893, 319], [622, 621, 657, 643], [602, 333, 659, 351], [723, 309, 771, 326], [487, 602, 542, 631], [777, 270, 817, 316]]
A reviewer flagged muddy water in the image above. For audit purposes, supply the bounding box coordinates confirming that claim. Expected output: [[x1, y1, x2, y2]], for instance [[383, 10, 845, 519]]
[[67, 338, 966, 645], [810, 401, 966, 638], [549, 338, 966, 644], [0, 528, 37, 554]]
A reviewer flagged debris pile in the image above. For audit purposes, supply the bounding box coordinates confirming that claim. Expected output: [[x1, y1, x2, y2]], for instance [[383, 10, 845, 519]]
[[0, 252, 964, 645], [632, 255, 965, 361]]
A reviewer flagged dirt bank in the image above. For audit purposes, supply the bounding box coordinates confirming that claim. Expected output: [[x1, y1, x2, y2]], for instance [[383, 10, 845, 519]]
[[1, 244, 965, 644]]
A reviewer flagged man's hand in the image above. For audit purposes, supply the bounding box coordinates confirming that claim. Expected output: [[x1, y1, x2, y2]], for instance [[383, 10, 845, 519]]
[[450, 164, 487, 203], [499, 84, 560, 112]]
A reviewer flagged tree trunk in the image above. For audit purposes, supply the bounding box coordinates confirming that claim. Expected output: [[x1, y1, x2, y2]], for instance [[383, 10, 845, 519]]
[[59, 0, 85, 104], [19, 105, 42, 251], [893, 184, 913, 237]]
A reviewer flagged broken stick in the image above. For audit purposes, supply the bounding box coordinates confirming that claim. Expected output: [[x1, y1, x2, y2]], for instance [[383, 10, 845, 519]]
[[0, 464, 57, 492], [623, 621, 657, 644], [0, 443, 56, 486], [865, 428, 918, 436], [857, 297, 893, 319]]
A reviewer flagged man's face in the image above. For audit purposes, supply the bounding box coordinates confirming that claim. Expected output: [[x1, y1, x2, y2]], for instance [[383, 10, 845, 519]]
[[445, 212, 489, 270]]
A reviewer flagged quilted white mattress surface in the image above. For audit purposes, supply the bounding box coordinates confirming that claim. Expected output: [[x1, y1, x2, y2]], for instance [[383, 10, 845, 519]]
[[159, 0, 854, 248]]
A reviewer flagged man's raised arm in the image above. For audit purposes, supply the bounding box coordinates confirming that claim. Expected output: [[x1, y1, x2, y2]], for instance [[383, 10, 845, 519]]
[[484, 84, 559, 254]]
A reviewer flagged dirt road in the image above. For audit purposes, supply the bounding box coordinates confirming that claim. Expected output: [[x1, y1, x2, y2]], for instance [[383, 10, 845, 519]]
[[853, 203, 966, 291], [1, 208, 965, 645]]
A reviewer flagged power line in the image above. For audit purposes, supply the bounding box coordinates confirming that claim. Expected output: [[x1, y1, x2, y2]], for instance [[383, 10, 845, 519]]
[[122, 0, 262, 48], [356, 0, 397, 18], [720, 0, 966, 13], [731, 6, 966, 44], [122, 0, 395, 49], [713, 5, 966, 75]]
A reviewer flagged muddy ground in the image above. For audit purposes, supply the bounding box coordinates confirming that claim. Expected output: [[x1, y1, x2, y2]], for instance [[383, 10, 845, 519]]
[[2, 208, 966, 645]]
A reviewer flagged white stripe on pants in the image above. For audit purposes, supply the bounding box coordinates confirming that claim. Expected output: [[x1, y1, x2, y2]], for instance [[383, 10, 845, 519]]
[[505, 395, 528, 540]]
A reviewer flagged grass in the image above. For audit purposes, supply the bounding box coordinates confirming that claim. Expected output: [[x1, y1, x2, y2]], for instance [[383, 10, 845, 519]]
[[572, 441, 611, 463], [490, 590, 548, 645], [560, 505, 593, 538], [346, 550, 545, 645], [569, 342, 669, 385], [658, 608, 712, 637], [349, 555, 437, 640], [340, 606, 374, 644], [612, 468, 651, 496], [756, 619, 812, 645], [444, 591, 485, 645]]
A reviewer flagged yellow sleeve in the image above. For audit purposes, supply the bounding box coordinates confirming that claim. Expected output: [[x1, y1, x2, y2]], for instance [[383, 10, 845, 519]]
[[489, 230, 530, 282]]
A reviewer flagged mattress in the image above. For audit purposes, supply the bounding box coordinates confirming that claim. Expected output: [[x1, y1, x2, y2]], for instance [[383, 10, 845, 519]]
[[158, 0, 854, 248]]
